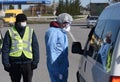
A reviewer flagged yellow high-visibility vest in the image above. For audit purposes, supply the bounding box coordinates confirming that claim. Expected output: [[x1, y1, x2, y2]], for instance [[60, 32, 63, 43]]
[[106, 46, 113, 72], [8, 26, 33, 59], [0, 34, 2, 49]]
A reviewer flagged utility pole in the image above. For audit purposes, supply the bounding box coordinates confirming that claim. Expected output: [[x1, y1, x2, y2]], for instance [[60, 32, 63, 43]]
[[53, 0, 55, 11], [2, 0, 3, 10], [53, 0, 56, 16], [89, 0, 91, 15]]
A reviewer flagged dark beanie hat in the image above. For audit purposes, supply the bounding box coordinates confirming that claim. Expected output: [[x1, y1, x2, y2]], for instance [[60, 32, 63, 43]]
[[16, 14, 27, 23]]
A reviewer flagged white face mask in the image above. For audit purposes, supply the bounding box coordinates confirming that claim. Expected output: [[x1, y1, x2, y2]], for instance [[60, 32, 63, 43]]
[[21, 22, 27, 27], [63, 24, 71, 32], [103, 38, 106, 43]]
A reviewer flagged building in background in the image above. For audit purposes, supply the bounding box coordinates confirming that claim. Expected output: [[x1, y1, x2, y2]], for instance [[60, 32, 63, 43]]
[[89, 3, 109, 16], [112, 0, 120, 2], [110, 0, 120, 3], [0, 0, 52, 16]]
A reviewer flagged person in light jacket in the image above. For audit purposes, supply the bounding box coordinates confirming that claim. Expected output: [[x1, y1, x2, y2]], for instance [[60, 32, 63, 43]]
[[45, 13, 73, 82], [98, 32, 112, 70]]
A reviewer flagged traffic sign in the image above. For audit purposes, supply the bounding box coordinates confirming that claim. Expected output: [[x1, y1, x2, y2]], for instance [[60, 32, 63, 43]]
[[0, 0, 51, 4]]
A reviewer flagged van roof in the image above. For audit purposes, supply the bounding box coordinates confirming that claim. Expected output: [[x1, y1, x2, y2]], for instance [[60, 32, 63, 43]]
[[5, 9, 23, 14], [99, 2, 120, 20]]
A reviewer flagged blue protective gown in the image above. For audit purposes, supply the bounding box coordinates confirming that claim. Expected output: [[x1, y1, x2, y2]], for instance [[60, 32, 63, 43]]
[[45, 27, 69, 82], [98, 43, 111, 70]]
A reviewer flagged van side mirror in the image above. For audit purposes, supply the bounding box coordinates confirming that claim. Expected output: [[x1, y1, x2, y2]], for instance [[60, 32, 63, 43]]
[[72, 42, 84, 54]]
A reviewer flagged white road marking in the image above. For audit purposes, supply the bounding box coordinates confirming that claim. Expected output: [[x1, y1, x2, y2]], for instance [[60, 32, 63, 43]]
[[68, 31, 76, 42]]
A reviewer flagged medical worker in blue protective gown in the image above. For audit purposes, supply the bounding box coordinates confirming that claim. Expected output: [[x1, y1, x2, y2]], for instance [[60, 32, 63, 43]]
[[45, 13, 73, 82]]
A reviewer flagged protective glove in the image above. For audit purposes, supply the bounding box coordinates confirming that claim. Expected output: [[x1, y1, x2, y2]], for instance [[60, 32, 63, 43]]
[[59, 74, 63, 80], [4, 64, 11, 72], [31, 63, 37, 70], [53, 72, 63, 80]]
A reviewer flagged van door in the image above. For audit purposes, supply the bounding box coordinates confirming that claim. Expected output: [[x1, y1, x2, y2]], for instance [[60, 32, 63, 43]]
[[82, 20, 120, 82], [82, 37, 109, 82]]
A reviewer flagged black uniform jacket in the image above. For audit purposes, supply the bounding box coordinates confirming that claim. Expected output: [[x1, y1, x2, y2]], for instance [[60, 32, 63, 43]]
[[2, 25, 40, 66]]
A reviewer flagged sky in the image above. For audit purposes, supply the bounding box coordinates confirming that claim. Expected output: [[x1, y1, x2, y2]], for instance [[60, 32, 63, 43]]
[[53, 0, 109, 7], [23, 0, 109, 10], [1, 0, 110, 10], [52, 0, 109, 7]]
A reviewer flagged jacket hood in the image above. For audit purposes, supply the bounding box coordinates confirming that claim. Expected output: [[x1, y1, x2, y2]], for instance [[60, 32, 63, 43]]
[[50, 21, 60, 28]]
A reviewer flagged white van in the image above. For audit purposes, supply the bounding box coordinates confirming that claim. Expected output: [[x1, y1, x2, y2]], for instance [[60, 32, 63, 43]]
[[72, 2, 120, 82], [87, 16, 98, 28]]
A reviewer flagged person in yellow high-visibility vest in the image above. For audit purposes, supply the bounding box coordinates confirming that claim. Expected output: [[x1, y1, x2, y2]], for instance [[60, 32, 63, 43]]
[[2, 14, 40, 82]]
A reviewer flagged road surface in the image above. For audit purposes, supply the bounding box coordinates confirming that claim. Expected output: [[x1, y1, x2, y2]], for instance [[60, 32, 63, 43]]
[[0, 23, 90, 82]]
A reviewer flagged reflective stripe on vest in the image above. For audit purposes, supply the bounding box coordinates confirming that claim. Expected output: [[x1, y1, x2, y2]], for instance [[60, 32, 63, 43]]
[[8, 26, 33, 59], [0, 33, 3, 49], [106, 46, 113, 72]]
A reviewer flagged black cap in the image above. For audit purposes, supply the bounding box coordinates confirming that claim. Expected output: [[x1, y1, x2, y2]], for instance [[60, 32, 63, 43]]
[[16, 14, 27, 23]]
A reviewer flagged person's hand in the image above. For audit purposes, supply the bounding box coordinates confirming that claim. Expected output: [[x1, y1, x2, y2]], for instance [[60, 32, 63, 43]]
[[59, 74, 63, 80], [53, 72, 63, 80], [31, 63, 37, 70], [4, 64, 11, 72]]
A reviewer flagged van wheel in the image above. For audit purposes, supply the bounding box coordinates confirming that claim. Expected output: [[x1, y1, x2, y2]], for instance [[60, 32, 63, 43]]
[[76, 71, 80, 82]]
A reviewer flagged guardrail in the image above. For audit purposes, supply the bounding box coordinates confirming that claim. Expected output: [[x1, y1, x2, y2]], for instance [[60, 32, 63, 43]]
[[27, 16, 57, 19], [27, 16, 57, 22]]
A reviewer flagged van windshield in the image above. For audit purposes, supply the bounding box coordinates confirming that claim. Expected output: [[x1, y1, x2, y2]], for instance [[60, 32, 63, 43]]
[[86, 19, 120, 71], [89, 17, 98, 20], [5, 13, 14, 18]]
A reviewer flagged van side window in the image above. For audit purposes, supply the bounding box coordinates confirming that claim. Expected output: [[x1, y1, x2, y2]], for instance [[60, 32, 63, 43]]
[[102, 21, 120, 44], [93, 20, 120, 71], [86, 34, 100, 57], [95, 20, 106, 37], [97, 32, 112, 70], [85, 21, 105, 57], [5, 13, 13, 17], [85, 19, 120, 71]]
